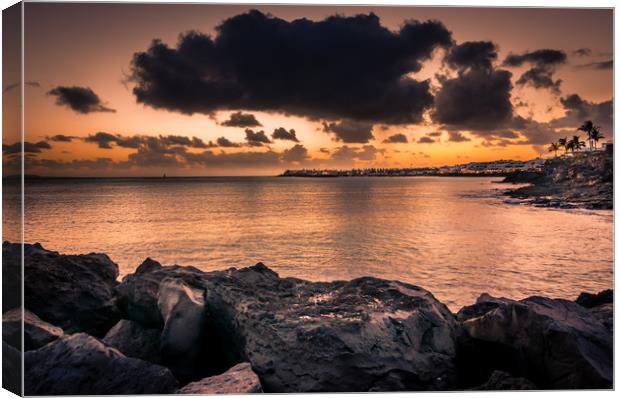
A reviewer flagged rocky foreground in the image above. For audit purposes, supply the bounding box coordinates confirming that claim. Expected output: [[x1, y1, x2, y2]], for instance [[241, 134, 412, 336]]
[[502, 150, 613, 210], [2, 242, 614, 394]]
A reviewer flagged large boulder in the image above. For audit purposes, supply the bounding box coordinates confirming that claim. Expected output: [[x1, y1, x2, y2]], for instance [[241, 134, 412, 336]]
[[24, 333, 178, 395], [115, 258, 204, 328], [3, 308, 64, 351], [178, 362, 262, 394], [198, 263, 460, 392], [456, 294, 612, 389], [158, 278, 208, 381], [22, 243, 121, 336], [103, 319, 162, 364]]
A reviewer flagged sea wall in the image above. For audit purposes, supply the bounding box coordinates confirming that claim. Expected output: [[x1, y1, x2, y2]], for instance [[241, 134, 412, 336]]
[[2, 242, 614, 394]]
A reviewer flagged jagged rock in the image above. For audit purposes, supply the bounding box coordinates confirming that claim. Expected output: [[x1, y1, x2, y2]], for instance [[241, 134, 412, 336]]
[[17, 242, 121, 337], [473, 370, 536, 390], [576, 289, 613, 308], [158, 278, 208, 381], [178, 362, 262, 394], [24, 333, 178, 395], [2, 341, 22, 395], [103, 319, 162, 364], [115, 259, 204, 328], [198, 263, 460, 392], [3, 308, 64, 350], [457, 294, 612, 389]]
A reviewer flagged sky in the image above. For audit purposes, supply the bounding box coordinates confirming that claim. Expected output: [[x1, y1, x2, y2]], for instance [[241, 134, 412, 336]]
[[2, 3, 614, 176]]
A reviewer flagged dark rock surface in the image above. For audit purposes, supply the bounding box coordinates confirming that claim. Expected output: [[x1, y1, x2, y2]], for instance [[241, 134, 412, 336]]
[[178, 362, 262, 394], [2, 242, 22, 312], [456, 294, 612, 389], [473, 370, 537, 390], [576, 289, 613, 308], [3, 308, 64, 351], [24, 333, 178, 395], [103, 319, 162, 364], [2, 341, 22, 395], [18, 242, 121, 336]]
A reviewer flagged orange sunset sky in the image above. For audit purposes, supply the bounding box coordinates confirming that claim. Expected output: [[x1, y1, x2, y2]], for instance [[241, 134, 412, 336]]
[[2, 3, 614, 176]]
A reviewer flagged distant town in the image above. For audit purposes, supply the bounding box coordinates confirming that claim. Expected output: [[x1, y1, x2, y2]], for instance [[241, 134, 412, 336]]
[[280, 158, 546, 177]]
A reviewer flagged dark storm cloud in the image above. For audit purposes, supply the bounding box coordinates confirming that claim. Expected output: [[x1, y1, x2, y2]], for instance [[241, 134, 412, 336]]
[[244, 129, 272, 147], [576, 60, 613, 70], [573, 48, 591, 57], [47, 134, 75, 142], [433, 70, 514, 131], [2, 140, 51, 155], [382, 133, 408, 143], [434, 41, 514, 131], [271, 127, 299, 142], [502, 49, 567, 93], [322, 120, 374, 143], [128, 10, 452, 124], [447, 131, 471, 142], [221, 112, 262, 127], [417, 136, 435, 144], [47, 86, 116, 114], [445, 41, 497, 71], [216, 136, 242, 148], [281, 144, 309, 163]]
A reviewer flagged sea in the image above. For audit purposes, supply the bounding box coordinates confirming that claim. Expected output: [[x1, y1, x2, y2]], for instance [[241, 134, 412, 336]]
[[2, 176, 613, 311]]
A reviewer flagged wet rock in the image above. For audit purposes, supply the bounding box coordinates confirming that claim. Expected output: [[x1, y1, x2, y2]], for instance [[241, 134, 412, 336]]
[[576, 289, 613, 308], [115, 259, 204, 328], [24, 333, 178, 395], [457, 294, 612, 389], [473, 370, 537, 390], [199, 264, 460, 392], [20, 242, 120, 337], [103, 319, 162, 364], [158, 278, 208, 381], [3, 308, 64, 351], [178, 362, 262, 394]]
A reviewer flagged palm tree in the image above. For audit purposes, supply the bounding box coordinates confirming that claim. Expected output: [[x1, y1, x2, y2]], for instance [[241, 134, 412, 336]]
[[558, 137, 568, 155], [569, 135, 586, 153], [548, 142, 560, 157], [590, 126, 604, 150], [578, 120, 594, 150]]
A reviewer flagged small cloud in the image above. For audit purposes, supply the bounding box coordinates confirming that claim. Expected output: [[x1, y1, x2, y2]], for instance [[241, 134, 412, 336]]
[[573, 48, 591, 57], [221, 112, 262, 127], [447, 131, 471, 142], [322, 120, 374, 143], [47, 134, 75, 142], [2, 140, 51, 155], [382, 133, 408, 143], [216, 136, 242, 148], [244, 129, 272, 147], [576, 60, 613, 70], [48, 86, 116, 114], [417, 136, 435, 144], [3, 81, 40, 92], [271, 127, 299, 142]]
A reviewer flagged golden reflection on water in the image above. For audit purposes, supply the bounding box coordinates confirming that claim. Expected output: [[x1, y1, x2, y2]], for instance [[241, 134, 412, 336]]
[[4, 176, 613, 310]]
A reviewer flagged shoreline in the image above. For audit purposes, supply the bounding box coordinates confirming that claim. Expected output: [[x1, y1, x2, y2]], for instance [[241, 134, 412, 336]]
[[4, 242, 614, 393]]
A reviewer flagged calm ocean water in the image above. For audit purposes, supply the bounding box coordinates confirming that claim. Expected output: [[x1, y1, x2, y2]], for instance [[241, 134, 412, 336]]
[[3, 176, 613, 310]]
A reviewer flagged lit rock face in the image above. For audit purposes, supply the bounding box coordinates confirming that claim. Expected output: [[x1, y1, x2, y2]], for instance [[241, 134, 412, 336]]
[[178, 362, 262, 394], [3, 308, 64, 351]]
